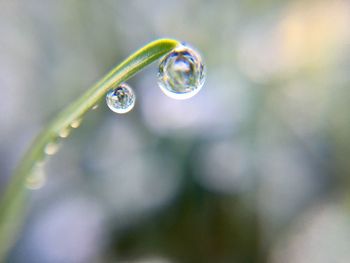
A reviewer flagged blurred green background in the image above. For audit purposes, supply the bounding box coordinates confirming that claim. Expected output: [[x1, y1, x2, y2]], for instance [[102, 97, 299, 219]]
[[1, 0, 350, 262]]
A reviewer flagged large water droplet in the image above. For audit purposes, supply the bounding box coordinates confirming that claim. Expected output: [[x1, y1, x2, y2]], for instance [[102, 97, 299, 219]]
[[106, 83, 135, 114], [158, 44, 206, 100]]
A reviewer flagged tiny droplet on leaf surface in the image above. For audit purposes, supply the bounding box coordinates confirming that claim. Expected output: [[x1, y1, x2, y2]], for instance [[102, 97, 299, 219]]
[[58, 127, 71, 138], [26, 164, 46, 190], [70, 118, 82, 128], [44, 142, 60, 155]]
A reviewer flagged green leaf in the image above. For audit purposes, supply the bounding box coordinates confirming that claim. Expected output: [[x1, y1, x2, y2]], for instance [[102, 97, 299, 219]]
[[0, 38, 179, 260]]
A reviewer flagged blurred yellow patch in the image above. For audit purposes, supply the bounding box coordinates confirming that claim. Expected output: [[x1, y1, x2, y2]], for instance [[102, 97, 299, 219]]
[[279, 0, 350, 71]]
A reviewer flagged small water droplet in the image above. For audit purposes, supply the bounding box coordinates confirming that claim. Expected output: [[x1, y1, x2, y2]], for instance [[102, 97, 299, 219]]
[[106, 83, 135, 114], [92, 104, 99, 110], [44, 142, 60, 155], [158, 43, 206, 100], [58, 127, 71, 138], [26, 164, 46, 190], [70, 118, 82, 128]]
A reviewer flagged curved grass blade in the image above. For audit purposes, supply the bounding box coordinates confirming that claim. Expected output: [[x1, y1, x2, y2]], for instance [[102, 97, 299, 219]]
[[0, 38, 179, 260]]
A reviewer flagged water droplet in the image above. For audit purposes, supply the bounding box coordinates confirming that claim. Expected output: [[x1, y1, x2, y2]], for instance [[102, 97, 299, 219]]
[[58, 127, 71, 138], [26, 164, 46, 190], [92, 104, 99, 110], [70, 118, 82, 128], [44, 142, 60, 155], [158, 44, 206, 100], [106, 83, 135, 114]]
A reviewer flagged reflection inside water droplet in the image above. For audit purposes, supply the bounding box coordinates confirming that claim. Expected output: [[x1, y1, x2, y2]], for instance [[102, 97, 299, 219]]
[[158, 43, 206, 100], [106, 83, 135, 114]]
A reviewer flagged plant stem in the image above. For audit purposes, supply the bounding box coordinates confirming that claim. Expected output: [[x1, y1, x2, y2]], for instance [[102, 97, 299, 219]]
[[0, 38, 179, 261]]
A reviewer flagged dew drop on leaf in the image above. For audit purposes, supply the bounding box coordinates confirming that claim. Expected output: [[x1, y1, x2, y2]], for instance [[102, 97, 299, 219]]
[[44, 141, 60, 155], [106, 83, 135, 114], [70, 118, 82, 128], [158, 43, 206, 100], [58, 127, 71, 138], [26, 163, 46, 190]]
